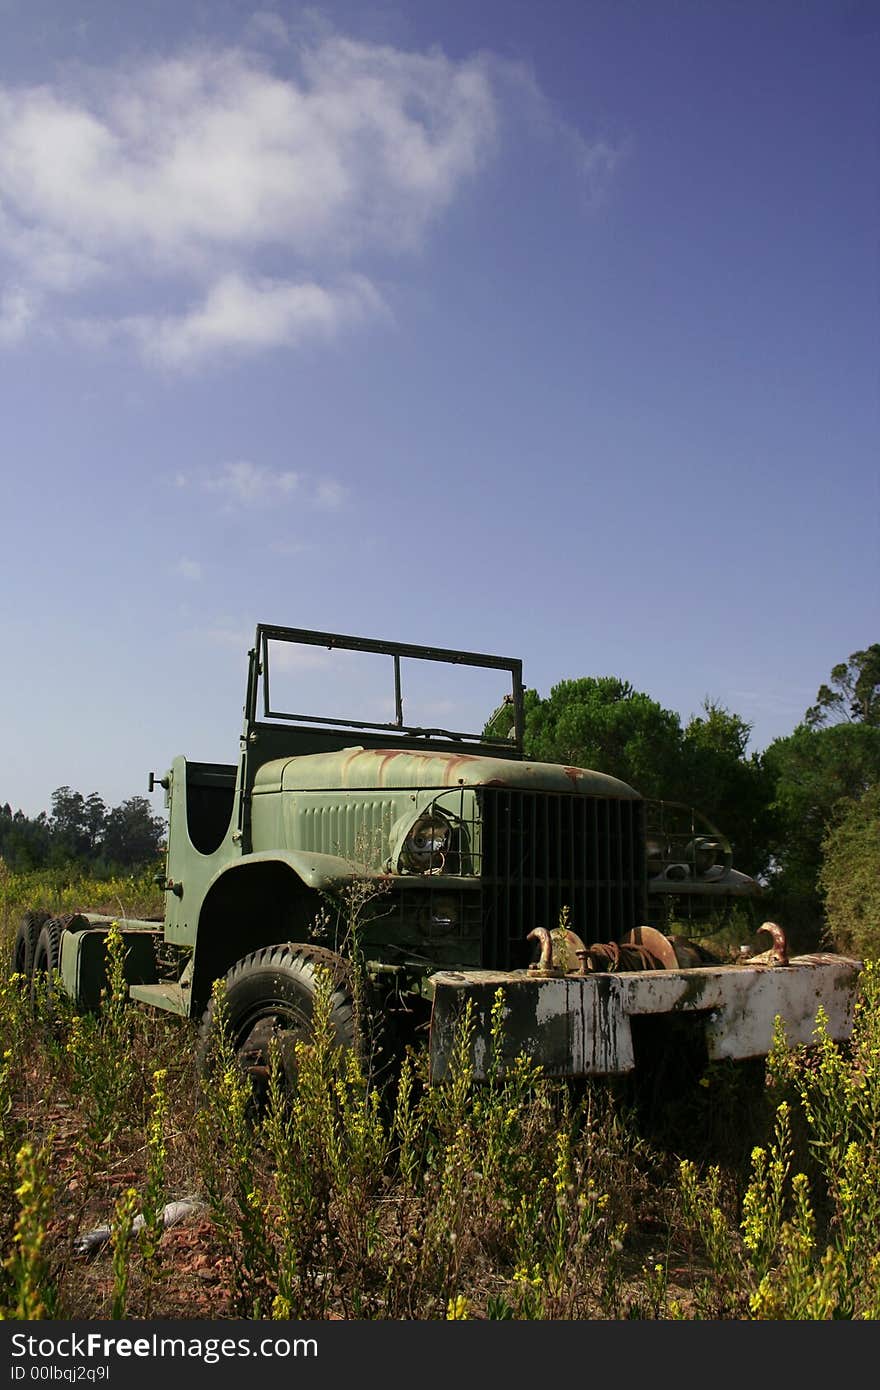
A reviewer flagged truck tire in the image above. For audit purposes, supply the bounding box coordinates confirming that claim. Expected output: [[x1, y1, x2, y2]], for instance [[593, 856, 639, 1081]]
[[197, 943, 357, 1094], [31, 918, 64, 1005], [11, 910, 49, 983]]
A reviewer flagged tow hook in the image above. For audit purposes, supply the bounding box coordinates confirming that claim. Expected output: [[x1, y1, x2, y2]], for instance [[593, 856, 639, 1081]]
[[527, 927, 555, 974], [755, 921, 789, 966]]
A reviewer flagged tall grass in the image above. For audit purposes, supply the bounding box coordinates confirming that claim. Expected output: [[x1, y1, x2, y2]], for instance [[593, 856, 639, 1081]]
[[0, 869, 877, 1319]]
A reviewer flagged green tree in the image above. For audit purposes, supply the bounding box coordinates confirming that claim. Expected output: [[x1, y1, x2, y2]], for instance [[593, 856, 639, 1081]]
[[681, 700, 773, 877], [0, 803, 51, 872], [101, 796, 165, 868], [819, 785, 880, 960], [3, 786, 164, 872], [48, 786, 107, 863], [762, 720, 880, 947], [805, 644, 880, 728], [512, 676, 686, 801], [765, 722, 880, 881]]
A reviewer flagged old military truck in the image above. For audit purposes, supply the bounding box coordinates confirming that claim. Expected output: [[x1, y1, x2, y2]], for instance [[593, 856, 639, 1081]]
[[22, 624, 863, 1083]]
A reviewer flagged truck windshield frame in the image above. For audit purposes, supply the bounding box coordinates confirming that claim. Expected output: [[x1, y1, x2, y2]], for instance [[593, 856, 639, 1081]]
[[246, 623, 526, 755]]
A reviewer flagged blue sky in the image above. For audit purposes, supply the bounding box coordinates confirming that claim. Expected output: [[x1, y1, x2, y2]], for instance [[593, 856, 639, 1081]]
[[1, 0, 877, 817]]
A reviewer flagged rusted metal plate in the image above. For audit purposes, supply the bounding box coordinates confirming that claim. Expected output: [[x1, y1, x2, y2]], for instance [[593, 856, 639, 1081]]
[[427, 954, 863, 1080]]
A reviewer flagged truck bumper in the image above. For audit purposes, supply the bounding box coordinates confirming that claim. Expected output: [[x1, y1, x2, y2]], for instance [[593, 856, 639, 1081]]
[[428, 954, 863, 1080]]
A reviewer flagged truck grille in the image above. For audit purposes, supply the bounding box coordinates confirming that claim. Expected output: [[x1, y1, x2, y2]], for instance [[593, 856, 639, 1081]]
[[478, 789, 646, 969]]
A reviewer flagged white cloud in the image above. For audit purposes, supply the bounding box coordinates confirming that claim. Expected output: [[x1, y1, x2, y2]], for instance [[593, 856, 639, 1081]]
[[0, 206, 105, 293], [125, 271, 384, 367], [201, 460, 347, 512], [490, 58, 629, 209], [0, 286, 37, 343], [571, 134, 631, 208], [313, 479, 348, 509], [0, 32, 624, 365], [205, 460, 300, 504], [174, 557, 203, 581], [0, 35, 497, 361]]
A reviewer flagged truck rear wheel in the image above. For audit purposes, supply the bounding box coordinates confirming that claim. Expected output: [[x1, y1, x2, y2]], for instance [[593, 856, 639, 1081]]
[[197, 943, 357, 1096], [30, 917, 63, 1005], [11, 910, 49, 983]]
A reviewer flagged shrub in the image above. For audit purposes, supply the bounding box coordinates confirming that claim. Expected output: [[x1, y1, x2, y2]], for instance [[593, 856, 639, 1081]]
[[820, 785, 880, 960]]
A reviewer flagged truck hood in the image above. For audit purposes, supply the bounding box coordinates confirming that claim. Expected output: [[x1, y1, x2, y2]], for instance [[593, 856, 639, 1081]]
[[253, 746, 640, 799]]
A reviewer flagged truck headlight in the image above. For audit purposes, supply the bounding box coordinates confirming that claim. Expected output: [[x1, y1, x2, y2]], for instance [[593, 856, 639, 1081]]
[[400, 814, 453, 874]]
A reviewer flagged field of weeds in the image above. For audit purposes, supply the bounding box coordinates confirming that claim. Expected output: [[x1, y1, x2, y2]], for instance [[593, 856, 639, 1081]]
[[1, 868, 879, 1321]]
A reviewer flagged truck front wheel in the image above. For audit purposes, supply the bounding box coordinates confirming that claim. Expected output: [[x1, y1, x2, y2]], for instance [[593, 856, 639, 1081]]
[[197, 943, 357, 1095]]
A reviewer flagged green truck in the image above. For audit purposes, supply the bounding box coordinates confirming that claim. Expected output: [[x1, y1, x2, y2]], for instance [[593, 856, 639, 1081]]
[[15, 624, 863, 1084]]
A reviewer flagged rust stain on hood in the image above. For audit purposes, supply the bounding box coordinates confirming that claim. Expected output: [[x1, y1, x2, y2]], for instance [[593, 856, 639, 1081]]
[[255, 746, 641, 798]]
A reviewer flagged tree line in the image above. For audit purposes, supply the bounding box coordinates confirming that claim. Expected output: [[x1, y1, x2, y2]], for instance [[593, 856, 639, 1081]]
[[486, 644, 880, 954], [0, 786, 165, 874]]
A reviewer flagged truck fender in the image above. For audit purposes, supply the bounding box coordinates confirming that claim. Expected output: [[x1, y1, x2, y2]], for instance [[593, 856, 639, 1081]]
[[189, 850, 385, 1013], [230, 849, 386, 891]]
